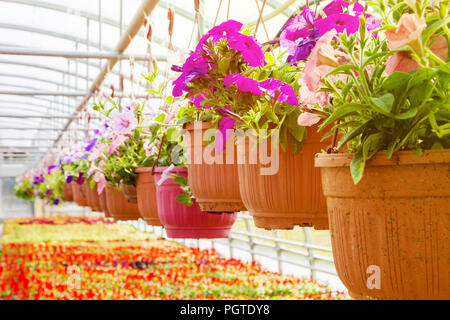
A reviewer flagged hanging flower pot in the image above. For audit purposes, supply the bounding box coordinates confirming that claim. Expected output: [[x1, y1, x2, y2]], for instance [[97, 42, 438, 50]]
[[62, 183, 73, 202], [98, 190, 111, 218], [154, 166, 237, 239], [315, 149, 450, 300], [85, 183, 102, 212], [135, 168, 162, 226], [121, 183, 138, 203], [105, 186, 140, 221], [71, 182, 88, 207], [184, 122, 246, 213], [237, 125, 330, 230]]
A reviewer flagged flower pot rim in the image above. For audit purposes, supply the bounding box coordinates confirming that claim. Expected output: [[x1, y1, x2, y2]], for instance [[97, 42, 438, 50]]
[[315, 149, 450, 168], [153, 166, 187, 174], [135, 167, 153, 173], [183, 121, 212, 130]]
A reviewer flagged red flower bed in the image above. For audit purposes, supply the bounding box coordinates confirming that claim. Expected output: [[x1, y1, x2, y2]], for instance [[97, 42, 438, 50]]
[[0, 218, 346, 300]]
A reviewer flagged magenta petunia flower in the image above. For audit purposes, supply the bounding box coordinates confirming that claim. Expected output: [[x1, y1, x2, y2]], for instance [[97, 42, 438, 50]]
[[196, 20, 243, 51], [323, 0, 350, 16], [258, 78, 299, 106], [227, 33, 266, 67], [224, 74, 261, 96], [172, 55, 210, 97], [216, 106, 236, 154], [189, 93, 211, 109], [110, 112, 137, 134], [352, 1, 364, 15], [279, 7, 316, 53], [313, 13, 360, 37]]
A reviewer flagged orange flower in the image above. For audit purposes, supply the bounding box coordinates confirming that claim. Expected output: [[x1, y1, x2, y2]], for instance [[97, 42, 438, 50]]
[[386, 36, 448, 74], [385, 13, 426, 50]]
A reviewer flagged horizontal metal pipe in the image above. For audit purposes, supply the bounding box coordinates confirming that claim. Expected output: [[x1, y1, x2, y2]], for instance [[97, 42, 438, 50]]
[[0, 90, 88, 97], [0, 47, 165, 61], [0, 115, 73, 119], [0, 127, 86, 131], [0, 90, 158, 98]]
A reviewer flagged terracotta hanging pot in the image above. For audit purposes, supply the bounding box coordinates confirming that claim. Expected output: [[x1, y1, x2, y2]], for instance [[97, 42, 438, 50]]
[[62, 183, 73, 202], [237, 125, 330, 230], [121, 183, 138, 203], [98, 190, 111, 217], [135, 168, 162, 226], [71, 182, 88, 207], [184, 122, 246, 213], [105, 185, 141, 221], [154, 166, 237, 239], [315, 149, 450, 300], [85, 183, 102, 212]]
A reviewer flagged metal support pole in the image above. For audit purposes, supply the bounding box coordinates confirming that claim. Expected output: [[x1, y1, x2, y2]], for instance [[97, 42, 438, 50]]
[[272, 230, 283, 273], [303, 227, 316, 280], [244, 217, 256, 262]]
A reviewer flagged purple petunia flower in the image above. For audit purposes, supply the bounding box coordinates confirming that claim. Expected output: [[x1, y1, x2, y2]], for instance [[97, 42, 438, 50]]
[[224, 74, 261, 96], [287, 29, 320, 64], [76, 172, 84, 185], [172, 55, 210, 97], [46, 189, 53, 196], [66, 175, 73, 183], [258, 79, 299, 106], [47, 165, 58, 174], [53, 199, 60, 205], [85, 138, 98, 152]]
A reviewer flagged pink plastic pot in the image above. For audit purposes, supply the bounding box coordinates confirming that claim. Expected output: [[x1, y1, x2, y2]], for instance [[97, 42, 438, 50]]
[[154, 166, 237, 239]]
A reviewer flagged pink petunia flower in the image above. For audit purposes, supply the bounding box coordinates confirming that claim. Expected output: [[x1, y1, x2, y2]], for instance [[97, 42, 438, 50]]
[[300, 30, 338, 92], [107, 134, 129, 155], [88, 144, 106, 162], [93, 171, 106, 195], [298, 112, 322, 127], [110, 112, 137, 134]]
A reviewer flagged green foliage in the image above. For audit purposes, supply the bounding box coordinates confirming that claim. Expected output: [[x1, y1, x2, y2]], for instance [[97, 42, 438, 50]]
[[319, 0, 450, 183]]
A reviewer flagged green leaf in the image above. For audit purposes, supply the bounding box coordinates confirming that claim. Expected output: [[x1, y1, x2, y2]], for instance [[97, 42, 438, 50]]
[[319, 103, 364, 130], [165, 96, 174, 105], [264, 52, 274, 64], [324, 64, 359, 77], [382, 72, 411, 91], [154, 113, 166, 123], [173, 176, 187, 187], [394, 106, 418, 119], [337, 122, 368, 149], [176, 115, 193, 126], [176, 193, 192, 206], [279, 124, 287, 152], [370, 93, 394, 113], [351, 133, 385, 184], [286, 112, 306, 143], [218, 58, 230, 74], [350, 149, 365, 184]]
